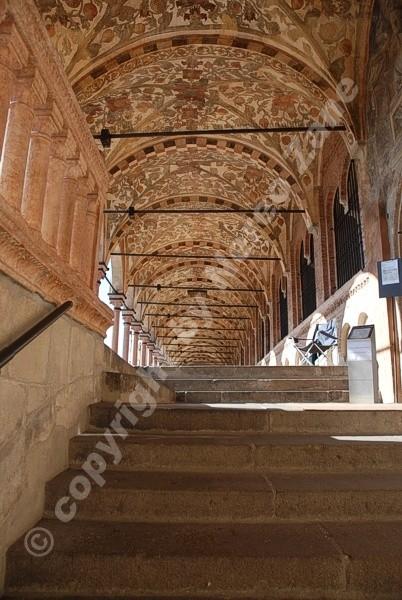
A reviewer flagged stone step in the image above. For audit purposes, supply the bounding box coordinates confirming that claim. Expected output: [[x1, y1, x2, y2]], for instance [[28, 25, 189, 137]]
[[175, 390, 349, 403], [70, 432, 402, 473], [146, 365, 348, 381], [163, 377, 349, 392], [89, 403, 402, 435], [6, 520, 402, 597], [44, 469, 402, 523]]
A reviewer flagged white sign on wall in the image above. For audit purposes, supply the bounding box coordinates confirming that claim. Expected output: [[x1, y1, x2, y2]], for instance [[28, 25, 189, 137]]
[[381, 259, 400, 285]]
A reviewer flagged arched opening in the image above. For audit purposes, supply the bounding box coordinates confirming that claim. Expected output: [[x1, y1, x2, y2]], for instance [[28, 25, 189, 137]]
[[333, 161, 365, 289], [279, 282, 289, 340], [300, 235, 317, 320]]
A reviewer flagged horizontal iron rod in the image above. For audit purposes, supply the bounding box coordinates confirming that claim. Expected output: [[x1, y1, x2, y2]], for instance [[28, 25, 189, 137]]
[[146, 313, 250, 320], [95, 124, 346, 143], [104, 208, 304, 215], [154, 326, 245, 331], [168, 349, 237, 353], [131, 284, 263, 293], [138, 301, 256, 308], [166, 344, 239, 348], [157, 336, 241, 340], [113, 252, 278, 261]]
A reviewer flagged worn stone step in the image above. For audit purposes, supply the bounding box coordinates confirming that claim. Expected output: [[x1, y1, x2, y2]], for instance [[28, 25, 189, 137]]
[[6, 520, 402, 597], [175, 390, 349, 403], [162, 377, 349, 392], [70, 432, 402, 473], [89, 403, 402, 435], [44, 469, 402, 523], [146, 365, 348, 381], [44, 470, 273, 523]]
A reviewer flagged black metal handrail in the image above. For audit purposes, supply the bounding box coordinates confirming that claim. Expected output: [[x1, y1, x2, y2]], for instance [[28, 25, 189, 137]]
[[0, 300, 73, 370]]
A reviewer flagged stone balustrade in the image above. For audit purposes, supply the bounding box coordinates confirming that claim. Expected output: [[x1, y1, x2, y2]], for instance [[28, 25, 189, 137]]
[[0, 0, 111, 336]]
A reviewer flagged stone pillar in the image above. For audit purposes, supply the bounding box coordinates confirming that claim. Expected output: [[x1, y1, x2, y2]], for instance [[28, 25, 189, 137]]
[[0, 24, 26, 155], [57, 160, 82, 261], [148, 342, 155, 367], [96, 262, 109, 296], [109, 294, 125, 355], [21, 106, 58, 230], [140, 333, 149, 366], [0, 70, 45, 209], [83, 194, 100, 288], [41, 134, 67, 248], [130, 324, 142, 366], [70, 176, 89, 273], [122, 311, 134, 363]]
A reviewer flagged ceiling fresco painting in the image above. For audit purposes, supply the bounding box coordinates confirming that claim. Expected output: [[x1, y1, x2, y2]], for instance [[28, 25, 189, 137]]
[[36, 0, 373, 364]]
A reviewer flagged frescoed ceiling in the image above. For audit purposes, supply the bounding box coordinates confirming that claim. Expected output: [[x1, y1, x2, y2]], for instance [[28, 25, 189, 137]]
[[36, 0, 373, 364]]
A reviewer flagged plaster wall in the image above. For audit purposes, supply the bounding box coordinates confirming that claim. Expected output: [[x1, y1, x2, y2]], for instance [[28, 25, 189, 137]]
[[0, 272, 105, 591]]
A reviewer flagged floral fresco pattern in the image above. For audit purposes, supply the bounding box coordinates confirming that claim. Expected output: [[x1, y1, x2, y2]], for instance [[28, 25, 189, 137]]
[[36, 0, 366, 84]]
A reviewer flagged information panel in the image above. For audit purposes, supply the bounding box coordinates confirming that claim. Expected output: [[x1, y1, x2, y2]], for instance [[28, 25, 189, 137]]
[[378, 259, 402, 298]]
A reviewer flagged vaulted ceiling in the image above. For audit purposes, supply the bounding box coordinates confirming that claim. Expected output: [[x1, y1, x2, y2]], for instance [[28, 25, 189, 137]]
[[37, 0, 373, 364]]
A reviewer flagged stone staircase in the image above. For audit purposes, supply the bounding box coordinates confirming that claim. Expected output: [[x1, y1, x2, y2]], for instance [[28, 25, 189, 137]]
[[5, 366, 402, 599], [146, 365, 350, 403]]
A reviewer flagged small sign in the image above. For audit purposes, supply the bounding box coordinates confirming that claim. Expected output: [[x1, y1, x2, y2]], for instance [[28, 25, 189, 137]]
[[381, 260, 400, 285], [348, 325, 374, 340], [378, 259, 402, 298]]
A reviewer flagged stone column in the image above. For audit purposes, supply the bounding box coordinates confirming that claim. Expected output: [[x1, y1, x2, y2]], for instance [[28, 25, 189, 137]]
[[83, 194, 100, 288], [57, 160, 82, 261], [41, 134, 67, 248], [0, 69, 46, 209], [121, 311, 134, 363], [130, 324, 142, 366], [0, 23, 28, 156], [148, 341, 155, 367], [140, 333, 150, 366], [21, 106, 58, 230], [70, 176, 89, 273], [109, 294, 125, 354]]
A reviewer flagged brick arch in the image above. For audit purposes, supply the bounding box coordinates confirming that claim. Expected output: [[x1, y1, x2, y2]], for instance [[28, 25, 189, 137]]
[[73, 33, 347, 111], [107, 135, 307, 208]]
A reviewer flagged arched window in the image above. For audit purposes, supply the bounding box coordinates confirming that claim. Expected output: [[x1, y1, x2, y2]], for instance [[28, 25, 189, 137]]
[[266, 316, 271, 354], [300, 235, 317, 320], [333, 161, 365, 288], [279, 283, 288, 339]]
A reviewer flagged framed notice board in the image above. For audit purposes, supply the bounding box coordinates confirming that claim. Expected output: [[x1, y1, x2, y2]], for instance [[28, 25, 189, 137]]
[[378, 259, 402, 298]]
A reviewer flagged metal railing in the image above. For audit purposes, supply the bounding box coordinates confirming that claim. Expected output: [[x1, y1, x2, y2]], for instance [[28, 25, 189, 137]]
[[0, 301, 73, 369]]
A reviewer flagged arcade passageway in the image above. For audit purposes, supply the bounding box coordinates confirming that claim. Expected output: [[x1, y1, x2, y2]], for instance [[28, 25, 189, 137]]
[[0, 0, 402, 597]]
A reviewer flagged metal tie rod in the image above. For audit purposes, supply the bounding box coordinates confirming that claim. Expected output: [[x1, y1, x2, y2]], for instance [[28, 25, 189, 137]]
[[112, 252, 279, 261], [96, 124, 346, 146], [137, 301, 257, 308], [154, 326, 245, 331], [130, 284, 263, 293], [105, 207, 304, 215], [146, 313, 250, 320]]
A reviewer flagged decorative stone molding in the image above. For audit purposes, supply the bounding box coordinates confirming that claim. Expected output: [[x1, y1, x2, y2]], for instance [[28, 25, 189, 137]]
[[0, 196, 112, 336], [4, 0, 108, 193]]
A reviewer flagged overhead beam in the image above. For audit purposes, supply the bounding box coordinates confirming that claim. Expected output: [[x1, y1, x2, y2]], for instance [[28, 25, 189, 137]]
[[146, 313, 250, 320], [112, 252, 279, 261], [105, 207, 304, 215], [130, 284, 264, 293], [157, 336, 241, 341], [138, 301, 257, 308], [166, 345, 239, 349], [154, 326, 245, 331], [96, 124, 346, 147]]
